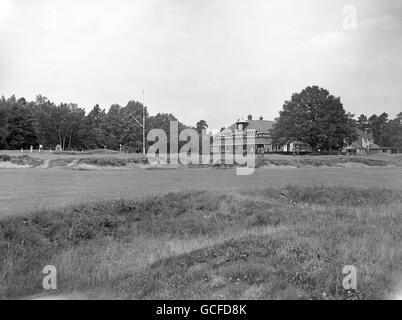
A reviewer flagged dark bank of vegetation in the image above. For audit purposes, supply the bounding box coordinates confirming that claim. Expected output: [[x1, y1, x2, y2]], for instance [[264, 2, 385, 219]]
[[0, 95, 189, 152]]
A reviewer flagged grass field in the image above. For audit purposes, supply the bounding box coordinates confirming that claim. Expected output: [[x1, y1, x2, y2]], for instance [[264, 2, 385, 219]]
[[0, 186, 401, 300], [1, 167, 402, 217], [0, 152, 401, 299]]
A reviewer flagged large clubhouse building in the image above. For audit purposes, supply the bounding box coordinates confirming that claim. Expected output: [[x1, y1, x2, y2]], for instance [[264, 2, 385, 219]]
[[211, 115, 374, 154], [211, 115, 278, 154]]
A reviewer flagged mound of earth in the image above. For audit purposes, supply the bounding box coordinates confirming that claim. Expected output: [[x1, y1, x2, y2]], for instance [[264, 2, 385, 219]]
[[52, 149, 119, 155], [0, 154, 43, 168], [261, 156, 395, 168]]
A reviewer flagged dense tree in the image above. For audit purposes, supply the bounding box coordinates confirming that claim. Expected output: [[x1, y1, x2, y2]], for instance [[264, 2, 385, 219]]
[[33, 95, 58, 148], [147, 113, 181, 134], [3, 96, 37, 149], [271, 86, 357, 151], [387, 117, 402, 147], [368, 113, 390, 146], [50, 103, 86, 150], [84, 104, 107, 149], [147, 113, 188, 151], [352, 112, 402, 147], [103, 104, 124, 149], [195, 120, 208, 133], [120, 101, 149, 152], [0, 96, 10, 148], [357, 114, 370, 132], [194, 120, 209, 152]]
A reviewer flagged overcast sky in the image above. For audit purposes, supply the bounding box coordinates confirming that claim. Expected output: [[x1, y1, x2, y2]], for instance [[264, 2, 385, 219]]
[[0, 0, 401, 130]]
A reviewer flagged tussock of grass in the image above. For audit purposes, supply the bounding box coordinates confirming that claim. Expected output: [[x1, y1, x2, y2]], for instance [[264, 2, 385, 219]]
[[261, 156, 397, 168], [247, 186, 401, 206], [0, 155, 43, 167], [52, 149, 119, 155], [1, 152, 400, 169], [77, 157, 148, 167], [0, 186, 401, 299]]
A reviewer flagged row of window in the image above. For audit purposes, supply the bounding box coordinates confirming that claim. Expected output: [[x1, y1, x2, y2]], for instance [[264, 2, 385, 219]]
[[214, 133, 270, 140]]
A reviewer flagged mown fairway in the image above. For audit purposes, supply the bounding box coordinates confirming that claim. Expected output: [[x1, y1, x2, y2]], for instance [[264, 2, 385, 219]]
[[0, 167, 402, 217]]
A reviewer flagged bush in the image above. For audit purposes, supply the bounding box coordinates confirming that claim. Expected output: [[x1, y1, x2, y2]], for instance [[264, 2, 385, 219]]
[[0, 154, 11, 161], [0, 155, 43, 166]]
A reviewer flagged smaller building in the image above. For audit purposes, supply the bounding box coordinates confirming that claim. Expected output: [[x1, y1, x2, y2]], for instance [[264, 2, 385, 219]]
[[368, 147, 402, 154], [279, 141, 312, 153], [343, 129, 377, 154]]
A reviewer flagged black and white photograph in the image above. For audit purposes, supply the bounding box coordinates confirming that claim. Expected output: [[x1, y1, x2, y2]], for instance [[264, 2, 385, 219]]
[[0, 0, 401, 307]]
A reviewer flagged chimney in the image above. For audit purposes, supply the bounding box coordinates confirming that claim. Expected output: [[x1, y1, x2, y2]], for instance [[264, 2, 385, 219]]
[[259, 116, 263, 120], [247, 114, 252, 121]]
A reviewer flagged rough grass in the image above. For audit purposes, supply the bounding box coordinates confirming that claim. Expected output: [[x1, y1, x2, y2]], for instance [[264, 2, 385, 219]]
[[52, 149, 119, 155], [0, 186, 401, 300], [0, 154, 148, 169], [1, 152, 401, 169], [77, 157, 148, 167], [0, 155, 43, 167], [261, 156, 399, 168]]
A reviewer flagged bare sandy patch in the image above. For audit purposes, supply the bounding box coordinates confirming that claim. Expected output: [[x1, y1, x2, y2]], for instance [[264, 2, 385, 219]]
[[0, 162, 31, 169]]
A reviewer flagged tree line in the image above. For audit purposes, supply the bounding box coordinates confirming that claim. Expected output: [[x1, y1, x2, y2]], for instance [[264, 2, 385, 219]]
[[0, 94, 192, 151], [271, 86, 402, 151], [1, 87, 401, 152], [355, 113, 402, 147]]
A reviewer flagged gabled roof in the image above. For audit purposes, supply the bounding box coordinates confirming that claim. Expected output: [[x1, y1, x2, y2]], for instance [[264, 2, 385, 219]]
[[227, 119, 275, 133], [346, 141, 364, 149]]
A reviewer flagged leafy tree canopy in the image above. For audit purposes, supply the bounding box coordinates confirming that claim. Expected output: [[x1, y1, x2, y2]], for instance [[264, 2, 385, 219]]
[[271, 86, 357, 151]]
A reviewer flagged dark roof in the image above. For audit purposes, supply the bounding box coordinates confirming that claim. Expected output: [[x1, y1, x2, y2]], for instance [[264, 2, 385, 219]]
[[346, 142, 380, 150], [227, 119, 274, 133], [346, 141, 363, 149]]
